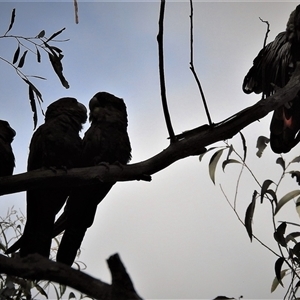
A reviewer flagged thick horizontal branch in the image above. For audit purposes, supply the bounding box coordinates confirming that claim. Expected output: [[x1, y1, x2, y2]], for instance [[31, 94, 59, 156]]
[[1, 63, 300, 196], [0, 253, 142, 299]]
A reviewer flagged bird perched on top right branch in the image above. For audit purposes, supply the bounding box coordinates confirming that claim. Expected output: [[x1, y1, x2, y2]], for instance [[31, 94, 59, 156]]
[[243, 5, 300, 154], [54, 92, 132, 266]]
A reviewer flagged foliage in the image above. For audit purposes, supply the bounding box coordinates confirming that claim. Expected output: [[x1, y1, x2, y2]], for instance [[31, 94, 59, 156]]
[[0, 208, 92, 300], [200, 134, 300, 300], [0, 9, 69, 129]]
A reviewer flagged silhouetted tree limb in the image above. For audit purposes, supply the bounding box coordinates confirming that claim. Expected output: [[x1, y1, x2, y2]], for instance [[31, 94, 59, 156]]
[[0, 253, 142, 299], [1, 63, 300, 197], [157, 0, 176, 143], [189, 0, 212, 126]]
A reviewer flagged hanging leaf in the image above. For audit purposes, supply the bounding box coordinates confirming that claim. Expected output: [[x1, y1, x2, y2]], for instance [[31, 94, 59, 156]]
[[209, 149, 224, 184], [0, 242, 6, 252], [199, 146, 219, 162], [265, 189, 277, 205], [5, 8, 16, 35], [50, 46, 63, 54], [256, 135, 270, 158], [22, 78, 43, 103], [23, 77, 44, 128], [276, 157, 285, 171], [275, 190, 300, 215], [245, 190, 257, 241], [260, 179, 274, 203], [59, 284, 66, 297], [12, 45, 20, 64], [222, 159, 241, 172], [33, 282, 48, 298], [271, 269, 288, 292], [28, 85, 37, 129], [285, 231, 300, 244], [226, 144, 233, 160], [293, 242, 300, 259], [274, 257, 285, 287], [36, 47, 41, 63], [274, 222, 287, 247], [17, 50, 28, 68], [30, 75, 47, 80], [52, 281, 60, 299], [48, 52, 69, 88], [37, 29, 45, 38], [291, 156, 300, 163], [45, 27, 66, 43], [284, 221, 300, 227], [239, 131, 247, 161]]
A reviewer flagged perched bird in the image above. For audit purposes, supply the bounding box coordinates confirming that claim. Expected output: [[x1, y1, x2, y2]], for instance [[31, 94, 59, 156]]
[[6, 97, 87, 258], [243, 5, 300, 153], [53, 92, 131, 266], [0, 120, 15, 177]]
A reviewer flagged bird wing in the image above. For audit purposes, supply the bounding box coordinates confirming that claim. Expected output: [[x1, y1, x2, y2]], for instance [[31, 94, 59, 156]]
[[242, 32, 291, 97]]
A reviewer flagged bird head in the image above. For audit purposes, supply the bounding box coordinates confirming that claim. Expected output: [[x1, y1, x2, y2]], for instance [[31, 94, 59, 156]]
[[0, 120, 16, 143], [88, 92, 128, 126], [45, 97, 87, 127], [286, 4, 300, 44]]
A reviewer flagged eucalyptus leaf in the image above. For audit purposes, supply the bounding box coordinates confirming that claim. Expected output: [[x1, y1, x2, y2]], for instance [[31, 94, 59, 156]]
[[275, 190, 300, 215], [271, 269, 288, 292], [209, 149, 224, 184], [245, 190, 257, 241]]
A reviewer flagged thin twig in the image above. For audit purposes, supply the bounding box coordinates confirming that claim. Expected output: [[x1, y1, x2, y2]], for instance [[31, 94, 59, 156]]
[[189, 0, 212, 126], [259, 17, 270, 48], [157, 0, 176, 143], [74, 0, 79, 24], [259, 17, 270, 99]]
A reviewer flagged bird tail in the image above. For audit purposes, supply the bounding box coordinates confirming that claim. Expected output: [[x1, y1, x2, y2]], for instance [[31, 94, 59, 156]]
[[270, 97, 300, 153]]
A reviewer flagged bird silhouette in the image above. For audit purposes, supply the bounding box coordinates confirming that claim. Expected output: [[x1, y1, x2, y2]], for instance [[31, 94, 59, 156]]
[[6, 97, 87, 258], [53, 92, 131, 266], [243, 5, 300, 153], [0, 120, 15, 177]]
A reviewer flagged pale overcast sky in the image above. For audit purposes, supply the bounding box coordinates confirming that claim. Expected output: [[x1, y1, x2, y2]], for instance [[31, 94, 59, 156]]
[[1, 1, 300, 299]]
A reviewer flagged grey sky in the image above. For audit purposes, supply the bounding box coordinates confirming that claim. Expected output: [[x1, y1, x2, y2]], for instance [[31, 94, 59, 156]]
[[1, 1, 300, 299]]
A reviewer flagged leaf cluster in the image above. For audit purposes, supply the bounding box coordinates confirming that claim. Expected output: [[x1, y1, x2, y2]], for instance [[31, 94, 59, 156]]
[[1, 9, 70, 128], [201, 134, 300, 299], [0, 208, 91, 300]]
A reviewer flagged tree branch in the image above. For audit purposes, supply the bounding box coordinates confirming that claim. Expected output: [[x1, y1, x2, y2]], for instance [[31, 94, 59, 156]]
[[1, 63, 300, 197], [189, 0, 212, 126], [157, 0, 176, 143], [0, 253, 142, 299]]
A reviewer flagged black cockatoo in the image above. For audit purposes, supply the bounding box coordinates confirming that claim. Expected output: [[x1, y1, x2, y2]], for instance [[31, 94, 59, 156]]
[[6, 97, 87, 258], [0, 120, 15, 177], [243, 5, 300, 153], [53, 92, 131, 266]]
